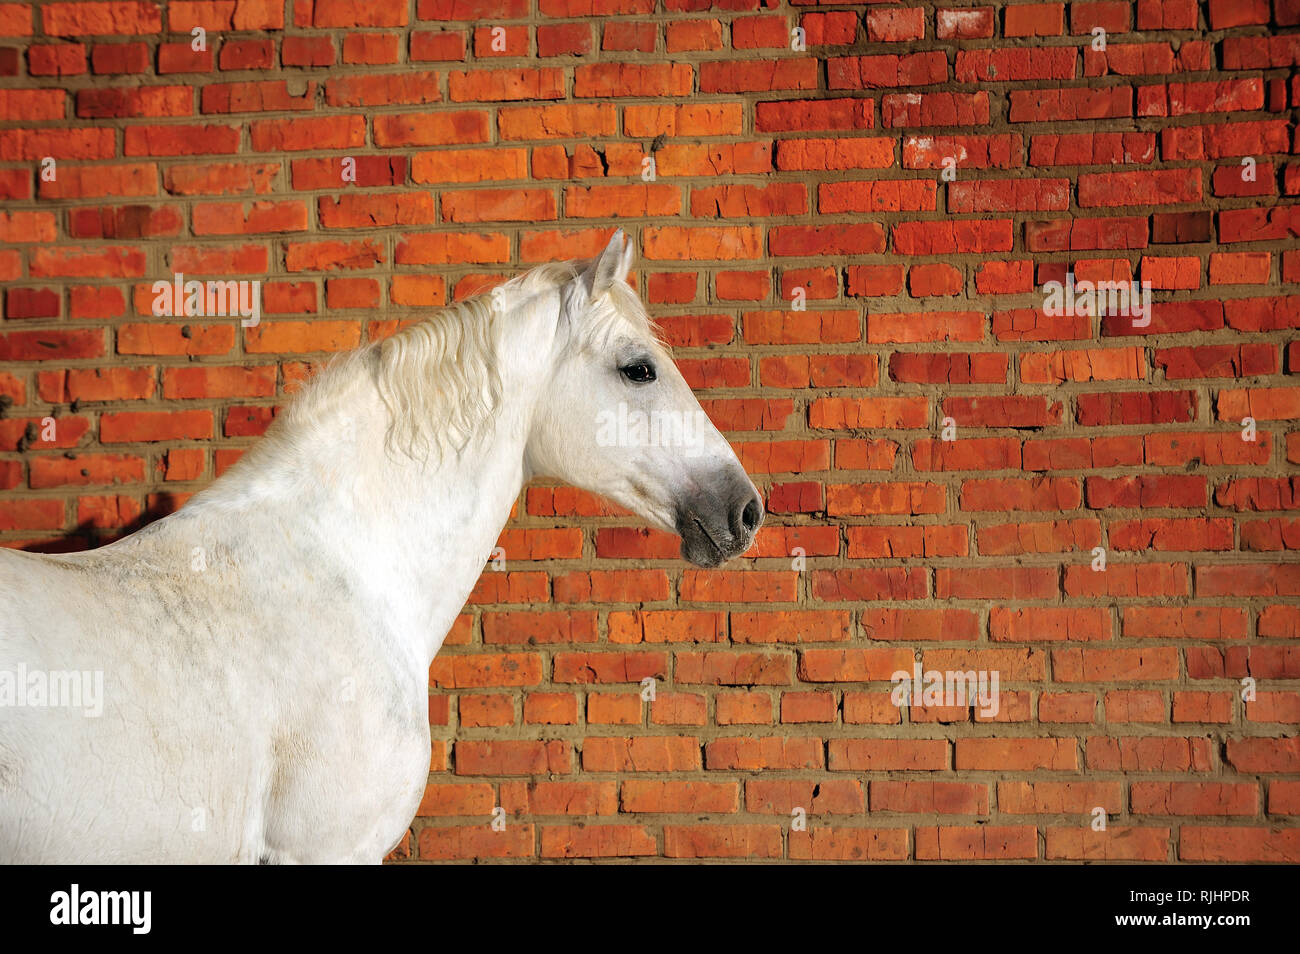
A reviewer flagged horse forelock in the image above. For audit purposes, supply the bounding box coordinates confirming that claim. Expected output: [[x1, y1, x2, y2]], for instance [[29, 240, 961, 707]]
[[572, 273, 668, 358]]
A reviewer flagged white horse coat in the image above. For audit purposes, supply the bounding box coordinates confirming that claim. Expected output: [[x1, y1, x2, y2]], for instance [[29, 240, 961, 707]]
[[0, 233, 762, 863]]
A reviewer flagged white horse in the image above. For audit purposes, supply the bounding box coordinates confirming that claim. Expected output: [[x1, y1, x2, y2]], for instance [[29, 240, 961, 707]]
[[0, 231, 763, 863]]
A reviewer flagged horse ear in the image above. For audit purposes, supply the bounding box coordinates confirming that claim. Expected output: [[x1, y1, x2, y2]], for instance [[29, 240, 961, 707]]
[[584, 229, 629, 296], [617, 232, 634, 280]]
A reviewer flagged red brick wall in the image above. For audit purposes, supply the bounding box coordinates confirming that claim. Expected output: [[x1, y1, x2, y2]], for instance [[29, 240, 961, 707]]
[[1, 0, 1298, 863]]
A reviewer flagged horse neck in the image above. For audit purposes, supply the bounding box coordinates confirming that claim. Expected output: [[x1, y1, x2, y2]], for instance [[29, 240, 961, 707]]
[[191, 287, 561, 665]]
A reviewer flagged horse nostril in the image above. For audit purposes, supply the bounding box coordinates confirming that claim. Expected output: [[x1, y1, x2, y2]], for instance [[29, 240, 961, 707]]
[[741, 497, 761, 533]]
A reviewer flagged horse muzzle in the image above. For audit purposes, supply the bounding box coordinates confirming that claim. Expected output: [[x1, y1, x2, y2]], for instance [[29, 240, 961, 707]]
[[674, 475, 764, 568]]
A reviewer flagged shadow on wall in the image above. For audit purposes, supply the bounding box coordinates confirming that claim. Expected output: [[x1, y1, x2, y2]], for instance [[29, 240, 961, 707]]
[[19, 493, 181, 554]]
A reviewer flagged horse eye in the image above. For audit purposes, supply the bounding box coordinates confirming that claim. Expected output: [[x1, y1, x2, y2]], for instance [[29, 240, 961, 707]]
[[620, 363, 656, 383]]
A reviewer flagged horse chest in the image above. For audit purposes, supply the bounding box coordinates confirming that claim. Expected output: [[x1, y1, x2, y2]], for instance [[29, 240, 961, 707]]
[[255, 648, 431, 864]]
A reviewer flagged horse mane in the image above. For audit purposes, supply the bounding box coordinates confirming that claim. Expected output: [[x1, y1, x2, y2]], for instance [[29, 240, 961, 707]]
[[272, 258, 663, 466], [375, 263, 573, 461]]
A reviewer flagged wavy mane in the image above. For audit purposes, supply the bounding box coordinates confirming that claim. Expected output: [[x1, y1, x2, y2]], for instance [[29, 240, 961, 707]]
[[275, 259, 663, 467]]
